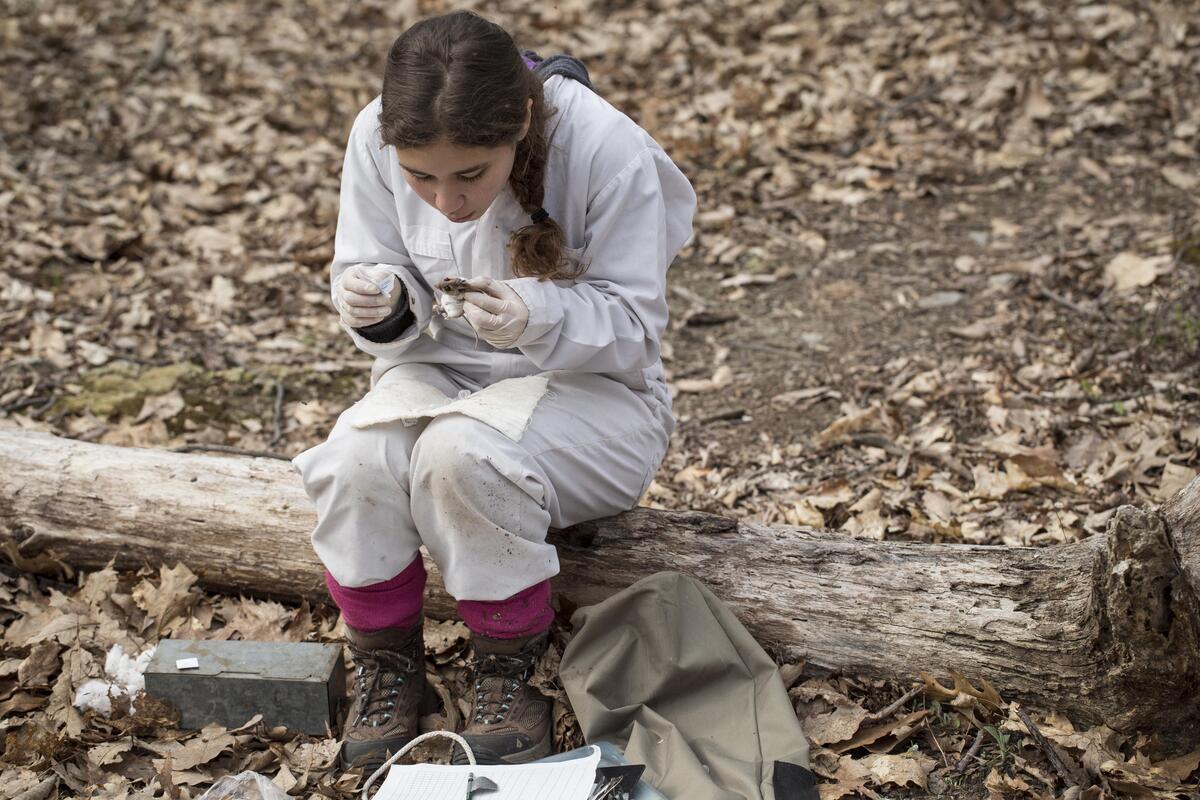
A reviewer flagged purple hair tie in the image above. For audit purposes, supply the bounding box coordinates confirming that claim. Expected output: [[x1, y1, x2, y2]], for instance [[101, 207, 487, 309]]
[[530, 207, 549, 223]]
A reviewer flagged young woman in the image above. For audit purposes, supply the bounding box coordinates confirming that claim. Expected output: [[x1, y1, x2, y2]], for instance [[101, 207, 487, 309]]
[[292, 10, 695, 769]]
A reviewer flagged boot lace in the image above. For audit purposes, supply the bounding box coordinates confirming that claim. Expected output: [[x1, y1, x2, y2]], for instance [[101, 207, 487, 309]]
[[349, 644, 419, 728], [472, 652, 534, 726]]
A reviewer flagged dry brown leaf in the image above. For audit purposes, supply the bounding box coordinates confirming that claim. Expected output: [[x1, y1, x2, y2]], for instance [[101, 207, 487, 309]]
[[921, 669, 1004, 728], [284, 738, 341, 774], [1154, 746, 1200, 782], [28, 324, 72, 369], [134, 391, 186, 425], [87, 739, 134, 767], [815, 404, 899, 447], [803, 702, 871, 747], [985, 767, 1032, 799], [423, 619, 470, 660], [273, 763, 298, 792], [860, 752, 936, 790], [213, 598, 296, 642], [674, 364, 734, 394], [133, 564, 199, 635], [832, 710, 929, 754], [148, 724, 236, 771], [782, 499, 825, 527], [183, 226, 243, 258], [0, 771, 56, 800], [1103, 252, 1172, 293], [205, 276, 238, 312], [0, 691, 47, 717], [793, 681, 871, 746], [1161, 166, 1198, 191], [842, 488, 886, 540], [19, 612, 89, 649], [17, 642, 61, 687], [771, 386, 840, 407], [818, 754, 878, 800], [801, 479, 856, 510], [1155, 463, 1198, 502], [77, 565, 121, 609]]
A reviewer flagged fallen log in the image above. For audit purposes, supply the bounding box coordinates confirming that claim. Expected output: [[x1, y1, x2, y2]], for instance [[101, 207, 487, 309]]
[[2, 427, 1198, 750]]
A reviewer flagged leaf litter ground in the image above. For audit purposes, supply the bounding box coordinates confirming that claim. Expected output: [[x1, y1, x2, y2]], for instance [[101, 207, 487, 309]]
[[1, 0, 1199, 797]]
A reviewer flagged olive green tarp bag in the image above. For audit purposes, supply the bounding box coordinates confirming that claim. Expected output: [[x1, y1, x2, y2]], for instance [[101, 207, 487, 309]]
[[559, 572, 818, 800]]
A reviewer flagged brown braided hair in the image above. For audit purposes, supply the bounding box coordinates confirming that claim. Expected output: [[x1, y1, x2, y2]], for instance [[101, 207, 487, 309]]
[[378, 11, 581, 281]]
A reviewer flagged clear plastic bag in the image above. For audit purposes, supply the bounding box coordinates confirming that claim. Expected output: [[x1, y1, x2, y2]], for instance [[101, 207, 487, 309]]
[[196, 771, 290, 800]]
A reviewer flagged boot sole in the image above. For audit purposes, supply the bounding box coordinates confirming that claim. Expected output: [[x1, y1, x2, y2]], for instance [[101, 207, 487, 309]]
[[453, 730, 555, 766], [341, 738, 414, 775], [494, 733, 554, 764]]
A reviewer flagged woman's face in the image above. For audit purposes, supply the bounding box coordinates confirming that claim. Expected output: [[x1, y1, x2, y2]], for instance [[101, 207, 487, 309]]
[[397, 138, 518, 223], [397, 100, 532, 224]]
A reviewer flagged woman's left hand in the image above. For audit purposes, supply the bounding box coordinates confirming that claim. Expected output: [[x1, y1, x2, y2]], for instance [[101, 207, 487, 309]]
[[461, 277, 530, 349]]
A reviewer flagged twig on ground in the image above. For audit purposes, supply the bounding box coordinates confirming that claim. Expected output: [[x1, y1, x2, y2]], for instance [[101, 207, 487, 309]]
[[847, 432, 905, 455], [1038, 288, 1103, 319], [30, 393, 59, 419], [701, 408, 748, 424], [924, 718, 952, 770], [865, 683, 924, 723], [145, 30, 170, 71], [729, 340, 806, 357], [916, 447, 974, 482], [270, 381, 286, 447], [845, 79, 943, 156], [954, 727, 986, 774], [172, 444, 291, 461], [1016, 707, 1087, 788], [2, 394, 51, 414]]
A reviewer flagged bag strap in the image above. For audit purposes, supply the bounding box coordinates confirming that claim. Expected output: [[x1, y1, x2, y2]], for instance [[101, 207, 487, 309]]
[[521, 49, 595, 91]]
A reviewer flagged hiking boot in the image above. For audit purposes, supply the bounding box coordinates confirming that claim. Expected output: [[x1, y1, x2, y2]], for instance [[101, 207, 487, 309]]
[[340, 620, 427, 773], [454, 631, 554, 765]]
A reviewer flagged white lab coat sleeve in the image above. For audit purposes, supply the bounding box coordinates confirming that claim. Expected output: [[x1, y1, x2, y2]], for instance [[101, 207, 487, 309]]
[[330, 106, 434, 357], [507, 147, 696, 373]]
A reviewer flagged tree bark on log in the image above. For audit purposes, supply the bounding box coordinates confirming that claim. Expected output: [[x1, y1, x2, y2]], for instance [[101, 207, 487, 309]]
[[2, 428, 1198, 750]]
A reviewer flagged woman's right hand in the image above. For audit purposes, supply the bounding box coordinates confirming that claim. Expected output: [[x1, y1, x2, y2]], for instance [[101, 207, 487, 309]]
[[335, 266, 403, 328]]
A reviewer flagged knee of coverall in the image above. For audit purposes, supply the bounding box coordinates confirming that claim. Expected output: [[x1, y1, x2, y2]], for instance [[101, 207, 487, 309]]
[[291, 421, 414, 508], [408, 414, 552, 523]]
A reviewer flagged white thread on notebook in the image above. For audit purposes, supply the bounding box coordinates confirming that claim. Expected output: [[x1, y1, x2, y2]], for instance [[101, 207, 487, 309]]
[[372, 745, 601, 800]]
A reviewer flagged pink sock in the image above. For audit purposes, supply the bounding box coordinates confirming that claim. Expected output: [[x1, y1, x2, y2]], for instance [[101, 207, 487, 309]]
[[326, 556, 426, 632], [458, 580, 554, 639]]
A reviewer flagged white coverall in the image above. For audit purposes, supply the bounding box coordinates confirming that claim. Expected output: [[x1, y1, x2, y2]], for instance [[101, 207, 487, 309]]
[[292, 75, 697, 601]]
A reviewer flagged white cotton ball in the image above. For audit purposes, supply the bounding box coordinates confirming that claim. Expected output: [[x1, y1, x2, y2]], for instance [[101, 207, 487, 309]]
[[75, 644, 159, 716], [135, 646, 157, 672], [108, 644, 156, 698], [74, 679, 116, 716], [103, 644, 128, 677], [105, 645, 139, 693]]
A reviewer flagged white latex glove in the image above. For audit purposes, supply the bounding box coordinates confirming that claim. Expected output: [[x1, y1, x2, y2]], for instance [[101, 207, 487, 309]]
[[335, 266, 402, 328], [461, 277, 530, 349]]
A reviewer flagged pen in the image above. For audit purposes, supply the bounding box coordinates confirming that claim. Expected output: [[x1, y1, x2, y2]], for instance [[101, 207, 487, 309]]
[[464, 772, 499, 798]]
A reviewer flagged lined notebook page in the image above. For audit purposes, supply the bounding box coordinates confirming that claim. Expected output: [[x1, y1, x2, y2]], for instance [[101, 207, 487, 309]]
[[374, 746, 601, 800]]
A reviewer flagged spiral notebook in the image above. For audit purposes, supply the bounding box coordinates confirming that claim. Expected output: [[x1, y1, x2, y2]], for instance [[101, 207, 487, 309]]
[[373, 746, 602, 800]]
